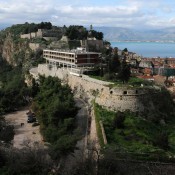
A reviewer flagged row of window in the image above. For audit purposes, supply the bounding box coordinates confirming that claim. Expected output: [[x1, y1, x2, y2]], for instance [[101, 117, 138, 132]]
[[110, 90, 139, 95], [43, 51, 75, 58], [44, 55, 75, 63]]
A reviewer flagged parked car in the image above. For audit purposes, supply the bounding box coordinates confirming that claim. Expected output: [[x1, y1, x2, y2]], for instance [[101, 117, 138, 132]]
[[27, 117, 36, 123]]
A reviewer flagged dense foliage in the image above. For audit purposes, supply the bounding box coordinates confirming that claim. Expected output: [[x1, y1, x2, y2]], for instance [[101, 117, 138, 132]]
[[65, 25, 103, 40], [87, 47, 131, 84], [0, 116, 14, 144], [4, 22, 52, 36], [0, 57, 30, 115], [0, 145, 52, 175], [32, 76, 79, 160]]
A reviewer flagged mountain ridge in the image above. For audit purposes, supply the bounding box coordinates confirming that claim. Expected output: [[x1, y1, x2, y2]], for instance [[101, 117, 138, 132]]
[[94, 26, 175, 41]]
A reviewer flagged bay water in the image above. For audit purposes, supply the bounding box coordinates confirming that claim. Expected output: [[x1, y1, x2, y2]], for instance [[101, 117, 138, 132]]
[[111, 41, 175, 58]]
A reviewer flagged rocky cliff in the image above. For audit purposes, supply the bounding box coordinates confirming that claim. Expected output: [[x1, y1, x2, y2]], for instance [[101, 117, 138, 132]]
[[0, 33, 30, 66]]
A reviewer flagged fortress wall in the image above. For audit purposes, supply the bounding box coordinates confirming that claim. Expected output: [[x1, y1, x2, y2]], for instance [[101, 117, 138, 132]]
[[20, 34, 31, 39], [38, 64, 69, 80], [36, 29, 44, 38], [43, 37, 58, 41], [68, 74, 145, 112], [29, 43, 40, 51], [37, 64, 148, 112], [31, 32, 36, 38], [29, 43, 46, 51]]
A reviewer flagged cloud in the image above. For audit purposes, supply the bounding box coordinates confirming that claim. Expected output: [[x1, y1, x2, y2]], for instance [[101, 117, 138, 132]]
[[58, 5, 139, 17], [0, 0, 175, 29]]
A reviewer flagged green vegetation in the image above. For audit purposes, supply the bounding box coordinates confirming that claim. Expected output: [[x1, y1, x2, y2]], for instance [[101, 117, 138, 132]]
[[0, 75, 80, 174], [0, 145, 52, 175], [0, 116, 14, 144], [89, 75, 153, 88], [4, 22, 52, 36], [29, 48, 45, 67], [32, 76, 79, 160], [66, 25, 88, 40], [68, 40, 81, 49], [86, 47, 131, 84], [94, 100, 175, 162], [0, 56, 30, 115], [65, 25, 103, 40], [94, 102, 106, 147]]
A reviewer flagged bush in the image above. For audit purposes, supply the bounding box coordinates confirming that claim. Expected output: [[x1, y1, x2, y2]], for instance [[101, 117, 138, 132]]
[[113, 112, 125, 129], [103, 73, 115, 81]]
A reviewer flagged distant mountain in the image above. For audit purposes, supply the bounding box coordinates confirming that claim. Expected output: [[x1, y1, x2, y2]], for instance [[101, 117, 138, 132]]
[[94, 27, 175, 41]]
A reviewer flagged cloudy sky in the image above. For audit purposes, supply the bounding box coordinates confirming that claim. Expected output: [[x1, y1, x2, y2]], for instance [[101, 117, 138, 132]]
[[0, 0, 175, 29]]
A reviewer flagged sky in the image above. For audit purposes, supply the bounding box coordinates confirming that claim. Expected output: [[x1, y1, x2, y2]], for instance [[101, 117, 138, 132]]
[[0, 0, 175, 29]]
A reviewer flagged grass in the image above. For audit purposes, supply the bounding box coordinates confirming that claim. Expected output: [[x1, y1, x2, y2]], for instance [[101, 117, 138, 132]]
[[94, 103, 175, 162], [93, 102, 105, 147], [89, 75, 154, 88], [89, 75, 111, 82]]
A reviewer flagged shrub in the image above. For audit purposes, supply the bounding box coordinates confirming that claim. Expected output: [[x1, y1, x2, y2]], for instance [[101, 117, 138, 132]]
[[113, 112, 125, 129]]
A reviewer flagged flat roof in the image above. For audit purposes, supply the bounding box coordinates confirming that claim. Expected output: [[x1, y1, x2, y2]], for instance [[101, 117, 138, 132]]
[[43, 49, 100, 54]]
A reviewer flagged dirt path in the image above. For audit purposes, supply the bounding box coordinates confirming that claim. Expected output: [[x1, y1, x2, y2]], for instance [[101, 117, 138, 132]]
[[4, 108, 43, 149]]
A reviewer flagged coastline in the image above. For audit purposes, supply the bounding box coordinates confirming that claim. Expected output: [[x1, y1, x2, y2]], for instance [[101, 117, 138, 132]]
[[110, 40, 175, 43], [110, 41, 175, 58]]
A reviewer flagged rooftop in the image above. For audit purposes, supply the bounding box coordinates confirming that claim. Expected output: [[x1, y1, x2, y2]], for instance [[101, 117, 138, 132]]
[[44, 48, 100, 54]]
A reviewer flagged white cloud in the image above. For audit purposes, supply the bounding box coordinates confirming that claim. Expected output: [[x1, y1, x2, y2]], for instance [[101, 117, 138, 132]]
[[58, 5, 139, 16], [0, 0, 175, 29]]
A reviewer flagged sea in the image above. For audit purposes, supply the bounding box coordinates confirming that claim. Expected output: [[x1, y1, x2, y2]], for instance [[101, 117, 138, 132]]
[[111, 41, 175, 58]]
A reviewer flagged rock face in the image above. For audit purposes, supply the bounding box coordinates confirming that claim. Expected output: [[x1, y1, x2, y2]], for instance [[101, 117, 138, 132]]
[[0, 33, 30, 66], [37, 64, 158, 113], [2, 35, 15, 64]]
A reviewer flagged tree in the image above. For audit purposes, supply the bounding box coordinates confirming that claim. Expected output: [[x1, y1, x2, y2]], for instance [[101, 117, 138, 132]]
[[118, 59, 131, 83], [0, 143, 52, 175], [153, 131, 169, 150], [32, 76, 78, 161], [113, 111, 125, 129], [90, 30, 103, 40], [66, 25, 88, 40], [109, 47, 120, 73]]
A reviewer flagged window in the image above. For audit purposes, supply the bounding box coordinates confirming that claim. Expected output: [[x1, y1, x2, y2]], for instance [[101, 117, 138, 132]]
[[123, 91, 127, 95]]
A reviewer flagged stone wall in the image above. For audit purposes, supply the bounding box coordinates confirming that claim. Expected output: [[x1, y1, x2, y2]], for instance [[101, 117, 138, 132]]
[[20, 29, 60, 40], [43, 37, 58, 41], [68, 74, 146, 112], [29, 43, 46, 51], [31, 32, 37, 38], [37, 64, 151, 113], [20, 33, 31, 39], [81, 39, 104, 51], [29, 43, 40, 51], [38, 64, 69, 81]]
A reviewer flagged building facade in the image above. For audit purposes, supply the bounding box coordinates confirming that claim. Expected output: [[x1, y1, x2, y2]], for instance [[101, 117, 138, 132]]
[[43, 49, 100, 75]]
